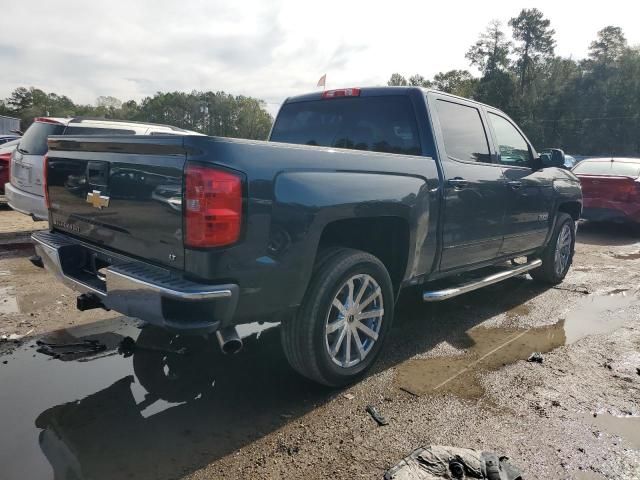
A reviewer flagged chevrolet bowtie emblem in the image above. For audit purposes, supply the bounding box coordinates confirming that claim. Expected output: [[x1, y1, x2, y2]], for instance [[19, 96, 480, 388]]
[[86, 190, 110, 209]]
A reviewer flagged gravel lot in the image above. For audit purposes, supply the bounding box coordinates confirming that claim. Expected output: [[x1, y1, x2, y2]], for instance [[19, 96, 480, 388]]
[[0, 207, 639, 480]]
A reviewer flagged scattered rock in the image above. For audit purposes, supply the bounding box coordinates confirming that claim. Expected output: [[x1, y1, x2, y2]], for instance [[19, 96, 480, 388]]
[[527, 352, 544, 363], [343, 393, 355, 400], [0, 329, 34, 343], [365, 405, 388, 426]]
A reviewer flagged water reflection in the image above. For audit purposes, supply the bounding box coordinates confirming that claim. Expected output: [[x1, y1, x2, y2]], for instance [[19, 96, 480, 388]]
[[1, 319, 327, 480], [1, 277, 636, 479]]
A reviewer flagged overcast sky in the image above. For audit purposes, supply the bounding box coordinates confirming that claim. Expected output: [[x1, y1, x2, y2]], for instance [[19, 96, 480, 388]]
[[2, 0, 639, 114]]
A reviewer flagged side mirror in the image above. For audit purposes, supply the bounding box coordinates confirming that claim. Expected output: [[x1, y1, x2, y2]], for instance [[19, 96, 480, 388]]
[[539, 148, 566, 168]]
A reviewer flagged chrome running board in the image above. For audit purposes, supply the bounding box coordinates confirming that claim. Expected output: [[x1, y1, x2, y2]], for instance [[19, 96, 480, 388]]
[[422, 259, 542, 302]]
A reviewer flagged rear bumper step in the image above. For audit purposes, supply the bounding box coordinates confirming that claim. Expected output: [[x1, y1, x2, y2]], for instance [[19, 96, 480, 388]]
[[423, 259, 542, 302], [32, 231, 239, 333]]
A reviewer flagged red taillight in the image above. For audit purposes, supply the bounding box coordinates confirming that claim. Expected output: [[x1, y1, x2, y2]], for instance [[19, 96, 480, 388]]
[[0, 153, 10, 184], [34, 117, 63, 125], [321, 88, 361, 99], [43, 154, 50, 208], [184, 163, 242, 248]]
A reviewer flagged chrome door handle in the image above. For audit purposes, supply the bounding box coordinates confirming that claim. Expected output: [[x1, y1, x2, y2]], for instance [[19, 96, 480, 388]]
[[447, 178, 468, 189], [507, 181, 523, 189]]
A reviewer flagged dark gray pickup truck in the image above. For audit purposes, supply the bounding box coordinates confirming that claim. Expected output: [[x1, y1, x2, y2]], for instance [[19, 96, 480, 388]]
[[33, 87, 582, 386]]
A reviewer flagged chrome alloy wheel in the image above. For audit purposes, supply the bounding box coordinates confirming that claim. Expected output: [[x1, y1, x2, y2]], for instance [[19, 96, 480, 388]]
[[325, 274, 384, 368], [554, 223, 573, 276]]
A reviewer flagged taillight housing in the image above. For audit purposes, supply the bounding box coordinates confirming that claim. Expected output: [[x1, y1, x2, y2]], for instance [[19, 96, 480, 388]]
[[184, 163, 243, 248], [0, 153, 10, 188], [321, 88, 361, 99], [34, 117, 64, 125], [43, 154, 50, 209]]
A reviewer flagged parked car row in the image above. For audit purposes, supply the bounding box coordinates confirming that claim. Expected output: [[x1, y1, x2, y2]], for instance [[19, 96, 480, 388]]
[[2, 115, 638, 232], [5, 117, 201, 218]]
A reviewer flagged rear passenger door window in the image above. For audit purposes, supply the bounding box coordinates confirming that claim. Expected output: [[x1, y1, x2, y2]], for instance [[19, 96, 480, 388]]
[[435, 100, 491, 163], [487, 113, 531, 167]]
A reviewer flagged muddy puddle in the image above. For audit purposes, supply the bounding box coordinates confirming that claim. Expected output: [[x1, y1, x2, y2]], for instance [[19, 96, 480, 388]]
[[586, 413, 640, 450], [0, 317, 329, 480], [397, 292, 638, 398], [612, 251, 640, 260], [0, 286, 19, 314]]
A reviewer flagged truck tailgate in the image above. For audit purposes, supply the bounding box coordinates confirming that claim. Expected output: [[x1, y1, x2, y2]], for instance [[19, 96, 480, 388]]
[[46, 136, 188, 270]]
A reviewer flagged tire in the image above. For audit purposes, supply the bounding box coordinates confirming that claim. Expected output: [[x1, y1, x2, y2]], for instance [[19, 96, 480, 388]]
[[530, 213, 576, 284], [281, 248, 394, 387]]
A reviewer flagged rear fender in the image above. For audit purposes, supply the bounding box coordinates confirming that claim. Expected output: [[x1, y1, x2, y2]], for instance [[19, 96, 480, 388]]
[[270, 170, 429, 305]]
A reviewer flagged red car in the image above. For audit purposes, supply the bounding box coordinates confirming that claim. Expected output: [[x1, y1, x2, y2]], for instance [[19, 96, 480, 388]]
[[0, 139, 19, 195], [572, 157, 640, 224]]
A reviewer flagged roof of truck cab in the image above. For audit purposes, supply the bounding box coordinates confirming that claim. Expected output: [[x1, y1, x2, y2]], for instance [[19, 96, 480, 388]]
[[33, 116, 202, 135], [282, 86, 497, 110], [67, 117, 195, 132]]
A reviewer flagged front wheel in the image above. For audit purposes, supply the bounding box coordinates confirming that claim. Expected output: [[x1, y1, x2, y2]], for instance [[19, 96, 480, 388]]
[[281, 248, 394, 387], [530, 213, 576, 284]]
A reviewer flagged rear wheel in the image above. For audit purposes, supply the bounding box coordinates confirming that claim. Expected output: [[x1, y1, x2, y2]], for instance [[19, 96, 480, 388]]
[[530, 213, 575, 284], [281, 248, 394, 387]]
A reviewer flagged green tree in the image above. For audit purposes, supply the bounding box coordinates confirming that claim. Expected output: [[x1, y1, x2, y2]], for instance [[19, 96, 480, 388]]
[[387, 73, 408, 86], [0, 100, 13, 117], [509, 8, 556, 92], [474, 70, 517, 113], [408, 74, 432, 88], [432, 70, 477, 97], [466, 20, 511, 75], [5, 87, 75, 128], [2, 87, 272, 138], [588, 26, 627, 64]]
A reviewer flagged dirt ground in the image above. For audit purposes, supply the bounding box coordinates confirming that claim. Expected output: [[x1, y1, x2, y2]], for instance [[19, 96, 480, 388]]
[[0, 206, 639, 480]]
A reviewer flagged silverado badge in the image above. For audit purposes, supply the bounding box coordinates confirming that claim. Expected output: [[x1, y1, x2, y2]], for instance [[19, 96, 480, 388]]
[[86, 190, 110, 209]]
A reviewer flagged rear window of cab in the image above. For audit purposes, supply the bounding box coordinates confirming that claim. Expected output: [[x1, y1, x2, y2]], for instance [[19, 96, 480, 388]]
[[271, 96, 421, 156]]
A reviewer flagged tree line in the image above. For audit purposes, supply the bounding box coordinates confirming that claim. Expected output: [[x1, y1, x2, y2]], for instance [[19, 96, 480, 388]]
[[388, 9, 640, 156], [0, 88, 274, 140], [1, 9, 637, 154]]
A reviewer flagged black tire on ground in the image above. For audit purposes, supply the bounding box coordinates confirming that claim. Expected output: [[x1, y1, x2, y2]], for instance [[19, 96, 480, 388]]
[[281, 247, 394, 387], [530, 212, 576, 284]]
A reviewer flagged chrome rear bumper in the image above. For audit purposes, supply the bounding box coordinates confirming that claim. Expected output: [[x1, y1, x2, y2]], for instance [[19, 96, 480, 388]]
[[32, 231, 238, 333]]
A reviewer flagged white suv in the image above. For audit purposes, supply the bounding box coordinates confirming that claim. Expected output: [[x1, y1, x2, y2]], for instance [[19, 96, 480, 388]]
[[6, 117, 201, 220]]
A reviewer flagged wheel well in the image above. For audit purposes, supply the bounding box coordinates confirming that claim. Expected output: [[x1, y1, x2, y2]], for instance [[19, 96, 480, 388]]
[[316, 217, 410, 291], [558, 201, 581, 221]]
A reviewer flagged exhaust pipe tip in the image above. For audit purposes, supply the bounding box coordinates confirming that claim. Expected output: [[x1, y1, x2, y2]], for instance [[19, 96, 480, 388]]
[[215, 327, 243, 354], [29, 255, 44, 269]]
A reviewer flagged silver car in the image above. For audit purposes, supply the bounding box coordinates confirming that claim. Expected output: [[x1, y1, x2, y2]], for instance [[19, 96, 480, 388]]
[[6, 117, 201, 220]]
